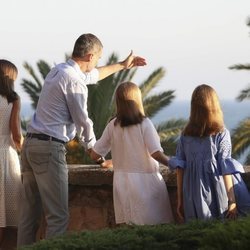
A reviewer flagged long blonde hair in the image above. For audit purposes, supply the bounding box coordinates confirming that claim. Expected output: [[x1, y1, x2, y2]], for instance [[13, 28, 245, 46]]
[[183, 84, 224, 137], [114, 82, 145, 127]]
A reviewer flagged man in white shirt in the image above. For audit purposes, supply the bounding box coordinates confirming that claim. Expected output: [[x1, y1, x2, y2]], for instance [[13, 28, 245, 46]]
[[17, 33, 146, 247]]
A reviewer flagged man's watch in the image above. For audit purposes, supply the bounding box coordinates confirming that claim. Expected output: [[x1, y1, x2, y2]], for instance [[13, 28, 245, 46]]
[[96, 156, 105, 164]]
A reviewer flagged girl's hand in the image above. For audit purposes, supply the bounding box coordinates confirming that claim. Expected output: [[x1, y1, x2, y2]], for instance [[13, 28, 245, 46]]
[[226, 202, 238, 220], [101, 159, 113, 168]]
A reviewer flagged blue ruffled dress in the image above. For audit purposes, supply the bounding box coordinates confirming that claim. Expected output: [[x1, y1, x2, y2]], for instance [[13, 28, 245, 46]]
[[169, 128, 250, 221]]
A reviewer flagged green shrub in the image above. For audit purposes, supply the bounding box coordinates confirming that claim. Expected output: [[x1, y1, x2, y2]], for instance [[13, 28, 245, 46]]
[[21, 216, 250, 250]]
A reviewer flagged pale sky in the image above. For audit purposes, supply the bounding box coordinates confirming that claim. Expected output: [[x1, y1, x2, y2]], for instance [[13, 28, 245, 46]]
[[1, 0, 250, 102]]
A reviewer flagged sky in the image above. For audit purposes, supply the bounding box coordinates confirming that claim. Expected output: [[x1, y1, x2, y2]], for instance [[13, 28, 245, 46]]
[[1, 0, 250, 103]]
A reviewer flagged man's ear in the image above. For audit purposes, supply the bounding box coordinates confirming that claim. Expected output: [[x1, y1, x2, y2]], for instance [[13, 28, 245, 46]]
[[85, 53, 93, 62]]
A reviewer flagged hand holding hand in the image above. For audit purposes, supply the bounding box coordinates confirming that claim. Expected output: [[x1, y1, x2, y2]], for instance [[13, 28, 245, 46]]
[[86, 148, 92, 155], [122, 50, 146, 69], [100, 159, 113, 168], [226, 202, 237, 220]]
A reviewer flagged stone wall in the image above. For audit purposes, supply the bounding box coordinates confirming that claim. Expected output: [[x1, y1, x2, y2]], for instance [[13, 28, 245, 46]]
[[67, 165, 250, 232], [3, 165, 250, 250], [67, 165, 179, 231]]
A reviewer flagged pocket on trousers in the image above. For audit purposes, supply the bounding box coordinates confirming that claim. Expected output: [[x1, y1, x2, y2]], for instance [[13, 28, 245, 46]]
[[29, 152, 51, 174]]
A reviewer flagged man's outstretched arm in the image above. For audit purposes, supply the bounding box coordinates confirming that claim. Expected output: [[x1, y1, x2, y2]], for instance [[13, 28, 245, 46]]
[[97, 50, 146, 80]]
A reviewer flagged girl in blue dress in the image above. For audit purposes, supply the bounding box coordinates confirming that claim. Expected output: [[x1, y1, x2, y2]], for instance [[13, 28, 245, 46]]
[[169, 84, 250, 222]]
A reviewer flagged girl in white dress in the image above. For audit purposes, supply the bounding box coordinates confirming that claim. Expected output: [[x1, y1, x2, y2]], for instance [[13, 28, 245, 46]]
[[90, 82, 173, 225], [0, 60, 23, 245]]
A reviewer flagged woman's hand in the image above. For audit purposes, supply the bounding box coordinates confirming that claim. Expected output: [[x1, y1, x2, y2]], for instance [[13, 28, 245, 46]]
[[226, 202, 238, 220]]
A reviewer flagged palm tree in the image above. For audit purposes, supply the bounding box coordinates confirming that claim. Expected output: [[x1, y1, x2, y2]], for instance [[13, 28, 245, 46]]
[[21, 53, 186, 163], [20, 60, 51, 131], [229, 62, 250, 101], [231, 119, 250, 165], [229, 17, 250, 164], [21, 60, 51, 109], [229, 17, 250, 101]]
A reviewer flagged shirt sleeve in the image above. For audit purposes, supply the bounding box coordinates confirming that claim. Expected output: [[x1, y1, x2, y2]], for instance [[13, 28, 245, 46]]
[[142, 118, 163, 155], [85, 68, 99, 85], [65, 78, 96, 150], [216, 129, 244, 175], [93, 122, 112, 156], [168, 135, 186, 169]]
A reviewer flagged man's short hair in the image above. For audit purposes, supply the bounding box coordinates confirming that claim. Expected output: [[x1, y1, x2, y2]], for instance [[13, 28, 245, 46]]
[[72, 33, 103, 58]]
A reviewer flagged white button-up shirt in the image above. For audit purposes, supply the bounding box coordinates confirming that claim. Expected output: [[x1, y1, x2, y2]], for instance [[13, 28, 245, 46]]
[[28, 59, 99, 149]]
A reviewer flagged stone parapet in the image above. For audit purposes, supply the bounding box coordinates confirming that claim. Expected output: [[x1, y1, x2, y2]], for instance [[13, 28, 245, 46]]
[[68, 164, 250, 187], [68, 164, 177, 186]]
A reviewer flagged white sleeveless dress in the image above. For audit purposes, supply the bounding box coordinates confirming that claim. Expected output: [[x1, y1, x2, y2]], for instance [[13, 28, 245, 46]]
[[0, 95, 21, 227]]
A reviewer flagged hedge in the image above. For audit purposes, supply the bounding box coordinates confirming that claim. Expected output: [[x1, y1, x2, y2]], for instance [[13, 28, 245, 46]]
[[21, 215, 250, 250]]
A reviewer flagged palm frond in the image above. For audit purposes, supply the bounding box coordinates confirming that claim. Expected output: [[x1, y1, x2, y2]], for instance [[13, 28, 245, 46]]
[[21, 79, 42, 109], [247, 16, 250, 26], [139, 68, 166, 98], [231, 118, 250, 163], [161, 137, 178, 156], [22, 61, 50, 109], [236, 85, 250, 101], [229, 64, 250, 70], [114, 68, 137, 86], [106, 53, 119, 65], [156, 119, 187, 141], [23, 62, 43, 87], [37, 60, 51, 80], [143, 91, 175, 118], [21, 79, 42, 93], [156, 119, 187, 156]]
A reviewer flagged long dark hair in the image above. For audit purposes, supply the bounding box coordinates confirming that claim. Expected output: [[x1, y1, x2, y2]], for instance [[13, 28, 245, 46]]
[[183, 84, 224, 137], [0, 59, 18, 103], [114, 82, 145, 127]]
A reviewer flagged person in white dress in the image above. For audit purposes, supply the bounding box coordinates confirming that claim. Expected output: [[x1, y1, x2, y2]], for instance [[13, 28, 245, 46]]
[[90, 82, 174, 225], [0, 59, 23, 246]]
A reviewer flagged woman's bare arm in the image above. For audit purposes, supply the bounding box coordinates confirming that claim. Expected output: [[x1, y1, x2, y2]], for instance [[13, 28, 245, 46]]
[[10, 98, 23, 151]]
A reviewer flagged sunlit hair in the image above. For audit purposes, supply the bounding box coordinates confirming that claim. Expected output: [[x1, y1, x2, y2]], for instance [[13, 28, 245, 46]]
[[183, 84, 224, 137], [114, 82, 145, 127], [0, 59, 18, 103], [72, 33, 103, 58]]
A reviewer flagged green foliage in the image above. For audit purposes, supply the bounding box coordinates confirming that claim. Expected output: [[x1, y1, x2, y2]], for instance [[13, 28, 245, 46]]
[[236, 86, 250, 102], [228, 17, 250, 102], [229, 17, 250, 164], [229, 64, 250, 70], [156, 119, 187, 156], [231, 118, 250, 165], [21, 216, 250, 250], [21, 60, 51, 109]]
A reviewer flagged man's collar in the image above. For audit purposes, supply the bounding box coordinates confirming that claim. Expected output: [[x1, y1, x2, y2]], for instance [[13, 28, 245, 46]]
[[67, 59, 87, 81]]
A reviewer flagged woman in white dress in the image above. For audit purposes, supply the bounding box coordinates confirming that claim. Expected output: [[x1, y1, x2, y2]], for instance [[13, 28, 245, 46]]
[[90, 82, 173, 225], [0, 60, 23, 245]]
